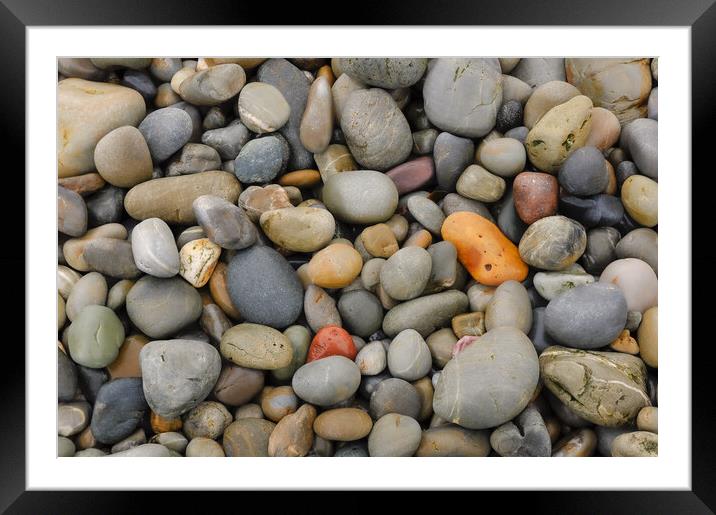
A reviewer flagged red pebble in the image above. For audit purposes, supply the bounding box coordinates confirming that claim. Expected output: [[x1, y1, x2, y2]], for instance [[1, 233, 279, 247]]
[[307, 325, 357, 362]]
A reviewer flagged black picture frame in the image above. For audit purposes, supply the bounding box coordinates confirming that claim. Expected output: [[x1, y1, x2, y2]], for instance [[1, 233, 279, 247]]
[[3, 0, 714, 512]]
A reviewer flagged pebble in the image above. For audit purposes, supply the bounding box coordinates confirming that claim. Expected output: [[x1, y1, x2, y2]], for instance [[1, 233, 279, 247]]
[[637, 406, 658, 433], [611, 431, 658, 457], [93, 127, 152, 191], [58, 172, 107, 198], [178, 64, 245, 106], [368, 413, 422, 457], [433, 132, 475, 191], [382, 290, 467, 337], [314, 408, 373, 441], [314, 144, 358, 183], [540, 346, 650, 426], [306, 243, 363, 289], [533, 270, 595, 301], [528, 307, 556, 353], [220, 323, 293, 370], [238, 81, 290, 134], [223, 418, 276, 457], [58, 186, 88, 237], [271, 325, 312, 382], [559, 194, 624, 229], [552, 428, 597, 457], [191, 195, 256, 251], [261, 386, 299, 422], [442, 212, 528, 286], [109, 443, 172, 457], [65, 272, 107, 322], [76, 366, 109, 404], [434, 327, 539, 429], [138, 107, 193, 162], [303, 285, 341, 332], [495, 100, 523, 133], [58, 79, 145, 177], [267, 404, 316, 457], [523, 81, 580, 129], [126, 276, 202, 338], [166, 143, 221, 176], [182, 401, 233, 440], [485, 280, 533, 334], [379, 246, 432, 300], [599, 258, 658, 313], [512, 172, 558, 224], [581, 226, 621, 274], [558, 146, 609, 196], [407, 195, 445, 235], [615, 228, 657, 275], [202, 121, 251, 160], [637, 306, 658, 368], [423, 58, 502, 138], [58, 401, 91, 436], [58, 58, 107, 81], [213, 363, 265, 406], [440, 194, 493, 223], [130, 218, 180, 278], [425, 329, 457, 369], [621, 175, 658, 227], [416, 425, 491, 457], [234, 134, 289, 184], [339, 58, 427, 89], [512, 58, 566, 87], [239, 184, 293, 223], [360, 224, 399, 258], [476, 138, 526, 178], [124, 171, 241, 225], [85, 186, 125, 227], [368, 377, 420, 419], [107, 334, 147, 379], [455, 164, 506, 204], [91, 378, 147, 444], [68, 305, 125, 368], [518, 215, 587, 270], [300, 76, 333, 153], [291, 355, 361, 406], [355, 340, 387, 375], [386, 157, 435, 195], [185, 437, 225, 457], [179, 238, 221, 288], [490, 405, 551, 457], [226, 245, 303, 328], [260, 206, 335, 253], [336, 290, 384, 338], [307, 325, 356, 362], [525, 95, 593, 173], [140, 339, 222, 418], [58, 350, 78, 401], [331, 73, 366, 123], [387, 329, 432, 381], [585, 107, 621, 150], [322, 170, 398, 224], [621, 118, 658, 180], [340, 88, 412, 170]]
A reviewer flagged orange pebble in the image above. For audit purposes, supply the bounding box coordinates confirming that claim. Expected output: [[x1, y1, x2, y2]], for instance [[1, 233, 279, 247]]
[[278, 169, 322, 188], [307, 325, 357, 362], [150, 411, 183, 433], [316, 65, 336, 87], [441, 212, 528, 286]]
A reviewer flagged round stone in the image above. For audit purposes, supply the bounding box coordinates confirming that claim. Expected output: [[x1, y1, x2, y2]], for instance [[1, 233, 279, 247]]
[[523, 81, 580, 129], [304, 285, 341, 333], [178, 64, 246, 106], [620, 118, 658, 179], [621, 175, 658, 227], [485, 280, 532, 334], [518, 215, 587, 270], [65, 271, 107, 322], [213, 363, 265, 406], [260, 206, 335, 253], [416, 425, 491, 457], [130, 218, 179, 278], [186, 437, 225, 457], [354, 340, 387, 375], [423, 58, 502, 138], [433, 132, 475, 191], [456, 165, 506, 203], [387, 329, 432, 381], [306, 243, 363, 289], [380, 246, 432, 301], [407, 195, 445, 235], [339, 58, 427, 88], [58, 351, 78, 401], [202, 121, 251, 160], [495, 100, 523, 133], [545, 282, 627, 349], [558, 146, 609, 196], [386, 157, 435, 195], [223, 418, 276, 457], [94, 126, 153, 188], [234, 134, 289, 184], [226, 245, 303, 329], [140, 339, 222, 418], [178, 238, 221, 288], [137, 107, 193, 162], [512, 172, 558, 224], [368, 413, 422, 457], [68, 305, 125, 368], [261, 386, 299, 422], [181, 401, 233, 440], [585, 107, 621, 151], [239, 184, 292, 223], [533, 270, 595, 301], [126, 276, 202, 338], [338, 290, 384, 338], [322, 170, 398, 224], [477, 138, 526, 178], [291, 355, 361, 407], [638, 306, 658, 368], [307, 325, 356, 362], [313, 408, 373, 441], [615, 228, 658, 275], [238, 81, 290, 134], [58, 186, 88, 237], [611, 431, 658, 457], [600, 258, 658, 313], [581, 227, 621, 275], [91, 378, 147, 444], [433, 327, 539, 429], [220, 323, 293, 370]]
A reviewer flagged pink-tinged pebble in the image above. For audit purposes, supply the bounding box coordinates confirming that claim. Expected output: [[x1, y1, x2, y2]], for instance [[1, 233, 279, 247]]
[[452, 335, 479, 358], [386, 156, 435, 195]]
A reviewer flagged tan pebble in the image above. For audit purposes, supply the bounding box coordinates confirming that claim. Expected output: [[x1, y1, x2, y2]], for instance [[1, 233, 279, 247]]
[[552, 428, 597, 457], [278, 169, 322, 188], [638, 306, 658, 368], [179, 238, 221, 288], [636, 406, 658, 433], [403, 229, 432, 248], [306, 243, 363, 288], [412, 377, 434, 421], [451, 312, 486, 338], [313, 408, 373, 441], [585, 107, 621, 151], [609, 329, 640, 355], [360, 224, 399, 258], [268, 404, 316, 457]]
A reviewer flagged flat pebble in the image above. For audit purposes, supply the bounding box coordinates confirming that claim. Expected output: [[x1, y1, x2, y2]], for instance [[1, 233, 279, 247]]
[[238, 81, 290, 134], [291, 355, 361, 406], [220, 323, 293, 370], [387, 329, 432, 381], [131, 218, 179, 277], [91, 378, 147, 444], [322, 170, 398, 224], [368, 413, 422, 457], [138, 107, 193, 162], [518, 215, 587, 271], [68, 305, 125, 368], [223, 418, 276, 457], [599, 258, 658, 313], [126, 276, 202, 338]]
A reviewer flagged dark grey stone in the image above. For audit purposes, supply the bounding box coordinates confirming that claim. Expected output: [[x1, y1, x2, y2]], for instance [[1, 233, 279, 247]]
[[58, 350, 78, 402], [433, 132, 475, 191], [138, 107, 193, 162], [193, 194, 257, 249], [202, 121, 251, 160], [233, 134, 289, 184], [528, 307, 555, 354], [337, 290, 383, 338], [76, 365, 109, 405], [496, 100, 523, 133], [86, 186, 124, 228], [121, 70, 157, 105], [91, 378, 147, 445], [581, 226, 621, 275], [558, 146, 609, 196], [490, 405, 551, 457], [369, 377, 421, 419]]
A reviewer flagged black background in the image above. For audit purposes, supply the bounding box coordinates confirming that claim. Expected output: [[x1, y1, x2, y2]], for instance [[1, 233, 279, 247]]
[[2, 0, 714, 512]]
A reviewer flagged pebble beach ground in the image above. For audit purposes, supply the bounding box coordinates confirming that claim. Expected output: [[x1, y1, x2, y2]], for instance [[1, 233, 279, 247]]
[[57, 57, 658, 458]]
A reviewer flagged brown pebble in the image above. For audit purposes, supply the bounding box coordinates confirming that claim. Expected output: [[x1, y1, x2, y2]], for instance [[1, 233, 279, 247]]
[[552, 428, 597, 457], [609, 329, 640, 355], [313, 408, 373, 441], [316, 65, 336, 87], [412, 377, 434, 421], [150, 411, 183, 433], [268, 404, 317, 457], [360, 224, 399, 258], [107, 334, 148, 379], [58, 173, 106, 197], [213, 363, 265, 407], [403, 229, 432, 248], [238, 184, 293, 223], [278, 169, 322, 188], [451, 312, 486, 338], [261, 386, 299, 423], [604, 160, 617, 195], [513, 171, 559, 225], [223, 418, 276, 457], [208, 262, 242, 320]]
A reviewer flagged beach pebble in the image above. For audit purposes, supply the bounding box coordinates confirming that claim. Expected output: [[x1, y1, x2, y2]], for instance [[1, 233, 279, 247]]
[[94, 126, 153, 188], [220, 323, 293, 370], [91, 378, 147, 444], [382, 290, 468, 338], [369, 377, 421, 419], [260, 207, 335, 253], [621, 175, 658, 227], [306, 243, 363, 289], [339, 58, 427, 88], [611, 431, 658, 457], [267, 404, 316, 457], [126, 276, 202, 338], [178, 64, 245, 106], [68, 305, 125, 368], [490, 405, 551, 457], [300, 76, 333, 153], [485, 280, 532, 334], [519, 216, 587, 270], [138, 107, 193, 162], [131, 218, 180, 277], [314, 408, 373, 441], [599, 258, 658, 313], [292, 356, 361, 406], [368, 413, 422, 457], [338, 290, 383, 338], [416, 425, 491, 457], [234, 134, 289, 184], [638, 306, 658, 368], [213, 363, 265, 406], [477, 138, 526, 178], [223, 418, 276, 457], [387, 329, 432, 381], [238, 81, 290, 134], [322, 170, 398, 224], [558, 146, 609, 196]]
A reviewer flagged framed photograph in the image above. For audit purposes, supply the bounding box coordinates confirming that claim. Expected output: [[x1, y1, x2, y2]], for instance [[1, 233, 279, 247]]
[[3, 0, 714, 511]]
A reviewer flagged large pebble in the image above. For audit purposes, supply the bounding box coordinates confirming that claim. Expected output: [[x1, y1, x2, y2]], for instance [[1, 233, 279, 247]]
[[260, 207, 335, 252], [178, 64, 246, 106], [585, 107, 621, 151], [476, 137, 526, 178], [581, 227, 621, 275], [58, 186, 88, 237], [213, 363, 265, 406], [238, 81, 290, 134], [91, 378, 147, 444], [234, 134, 289, 184], [179, 238, 221, 288], [126, 276, 202, 338], [485, 280, 532, 334], [369, 377, 420, 419], [291, 355, 361, 406], [68, 305, 125, 368], [193, 194, 257, 250], [383, 290, 468, 338], [416, 425, 491, 457], [314, 408, 373, 441], [524, 81, 581, 129], [379, 246, 432, 301], [338, 290, 383, 338], [518, 215, 586, 270], [306, 243, 363, 289], [58, 351, 78, 401], [433, 132, 475, 191], [513, 171, 558, 224], [167, 143, 221, 175], [423, 58, 502, 138], [58, 401, 91, 437], [387, 329, 432, 381], [368, 414, 422, 457], [354, 340, 387, 375], [300, 76, 333, 153], [612, 431, 658, 457], [239, 184, 292, 223], [65, 271, 107, 322], [220, 323, 293, 370], [268, 404, 316, 457], [304, 285, 342, 332], [271, 325, 312, 382], [322, 170, 398, 224], [85, 186, 124, 227], [223, 418, 275, 457], [558, 146, 609, 196], [407, 195, 445, 235], [615, 228, 657, 275], [533, 270, 595, 301], [137, 107, 193, 162], [94, 126, 153, 188], [140, 339, 222, 418], [386, 157, 435, 195], [621, 175, 658, 227], [130, 218, 180, 277], [638, 306, 658, 368], [433, 327, 539, 429], [339, 58, 427, 88], [456, 165, 506, 203], [202, 121, 251, 160], [620, 118, 657, 179], [599, 258, 657, 313]]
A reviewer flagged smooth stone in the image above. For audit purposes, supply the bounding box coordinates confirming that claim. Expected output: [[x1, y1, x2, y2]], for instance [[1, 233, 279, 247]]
[[425, 328, 457, 369], [91, 378, 147, 444], [271, 325, 312, 382], [223, 418, 276, 457], [415, 425, 491, 457], [386, 157, 435, 195], [386, 329, 432, 381], [239, 184, 293, 223], [58, 350, 78, 401], [58, 173, 107, 197], [600, 258, 658, 313], [64, 225, 127, 273], [407, 195, 445, 235], [518, 215, 587, 271], [121, 69, 156, 104], [260, 386, 299, 423], [155, 82, 181, 107], [340, 88, 412, 170], [512, 58, 566, 87], [186, 437, 225, 457], [616, 160, 638, 188], [306, 243, 363, 289], [277, 169, 322, 189], [58, 401, 91, 436], [68, 305, 125, 368], [150, 58, 182, 82], [528, 307, 556, 354], [580, 227, 621, 275], [58, 79, 146, 177], [638, 306, 658, 369], [202, 122, 251, 160], [456, 165, 506, 203], [177, 64, 245, 106], [256, 59, 313, 170], [360, 224, 399, 258], [179, 238, 221, 288], [423, 241, 458, 294], [621, 175, 658, 227], [625, 310, 643, 333], [306, 326, 356, 362], [338, 290, 383, 338], [615, 228, 657, 275], [558, 194, 624, 229], [433, 132, 475, 191], [544, 282, 627, 348], [226, 245, 303, 328], [637, 406, 658, 433], [612, 431, 658, 457], [303, 285, 341, 333], [234, 133, 289, 184], [138, 107, 193, 162], [383, 290, 468, 338], [368, 414, 422, 457], [540, 346, 650, 426], [291, 355, 361, 406], [300, 76, 333, 153], [206, 262, 240, 320], [58, 186, 88, 237], [213, 363, 265, 406], [107, 334, 148, 379], [268, 404, 316, 457], [524, 81, 581, 130], [494, 188, 527, 244], [260, 207, 335, 253], [93, 126, 153, 188], [566, 58, 651, 124], [525, 95, 593, 173], [512, 172, 558, 224], [485, 280, 533, 334], [412, 128, 439, 155], [477, 138, 526, 178], [238, 81, 290, 134], [125, 171, 241, 225], [490, 405, 552, 457], [355, 340, 387, 375], [434, 327, 539, 429], [58, 58, 107, 81], [130, 218, 180, 277], [182, 401, 233, 440], [451, 311, 484, 339], [166, 143, 221, 175], [220, 323, 293, 370], [339, 58, 427, 88], [332, 72, 366, 124], [126, 276, 202, 338], [585, 107, 622, 150], [314, 408, 373, 441], [466, 283, 495, 313], [501, 74, 532, 104], [495, 100, 523, 133], [558, 146, 609, 196], [200, 303, 232, 344], [151, 431, 188, 453], [322, 170, 398, 224], [74, 448, 107, 457], [595, 425, 635, 456], [440, 193, 493, 222], [533, 268, 595, 300], [109, 443, 171, 457], [65, 272, 107, 322], [423, 58, 502, 138], [111, 429, 147, 454], [648, 87, 658, 120], [85, 186, 124, 227], [552, 428, 597, 457], [380, 246, 432, 301], [140, 339, 221, 418]]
